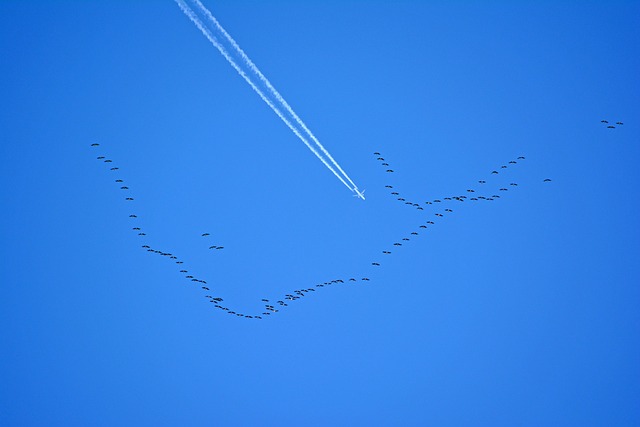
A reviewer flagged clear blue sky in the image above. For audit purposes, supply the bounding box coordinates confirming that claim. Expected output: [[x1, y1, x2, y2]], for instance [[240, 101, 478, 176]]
[[1, 1, 639, 426]]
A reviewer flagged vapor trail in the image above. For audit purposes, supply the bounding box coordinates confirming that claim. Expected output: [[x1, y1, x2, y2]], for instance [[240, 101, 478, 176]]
[[175, 0, 354, 191], [188, 0, 361, 193]]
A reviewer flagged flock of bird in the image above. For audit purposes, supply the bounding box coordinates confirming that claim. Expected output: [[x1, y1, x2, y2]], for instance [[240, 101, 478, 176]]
[[601, 119, 624, 129], [90, 142, 554, 320]]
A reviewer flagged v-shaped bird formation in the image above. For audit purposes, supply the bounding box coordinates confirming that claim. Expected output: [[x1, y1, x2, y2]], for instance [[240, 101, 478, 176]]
[[89, 136, 566, 320]]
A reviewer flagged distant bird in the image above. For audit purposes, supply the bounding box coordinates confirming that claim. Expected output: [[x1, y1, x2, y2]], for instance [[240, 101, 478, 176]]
[[501, 165, 507, 169], [411, 232, 418, 235], [125, 197, 134, 200], [129, 214, 137, 218], [601, 120, 608, 123], [382, 163, 389, 166], [120, 186, 129, 190], [445, 209, 452, 212], [509, 161, 517, 164], [91, 143, 99, 147], [373, 152, 381, 155], [377, 157, 384, 161], [391, 192, 399, 195], [137, 232, 146, 236], [349, 278, 356, 281], [616, 121, 623, 125], [510, 183, 518, 186], [435, 213, 443, 217], [110, 167, 119, 171], [104, 159, 112, 163], [115, 179, 123, 183], [386, 169, 394, 173], [398, 198, 405, 201], [142, 245, 150, 248], [419, 225, 427, 229], [607, 125, 615, 129], [209, 246, 216, 249], [393, 243, 402, 246], [467, 189, 475, 192], [434, 199, 441, 203], [202, 287, 210, 291], [491, 171, 498, 174], [202, 233, 210, 236], [543, 178, 552, 182], [478, 180, 486, 184], [385, 185, 393, 188], [500, 188, 508, 191], [97, 156, 105, 160], [402, 238, 410, 241], [517, 156, 525, 160], [133, 227, 141, 230]]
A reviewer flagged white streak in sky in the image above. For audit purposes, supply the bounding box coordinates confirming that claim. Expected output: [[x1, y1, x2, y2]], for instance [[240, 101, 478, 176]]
[[189, 0, 360, 193], [175, 0, 361, 195]]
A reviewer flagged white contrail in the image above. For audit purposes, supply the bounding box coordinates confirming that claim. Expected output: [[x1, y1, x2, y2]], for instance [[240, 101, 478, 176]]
[[189, 0, 360, 192], [175, 0, 354, 191]]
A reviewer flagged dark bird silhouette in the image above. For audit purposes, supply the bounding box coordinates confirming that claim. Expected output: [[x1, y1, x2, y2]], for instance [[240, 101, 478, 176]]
[[104, 159, 112, 163], [115, 179, 123, 183], [543, 178, 552, 182], [385, 185, 393, 188], [616, 121, 623, 125], [97, 156, 105, 160], [126, 197, 134, 200], [129, 214, 137, 218], [491, 171, 498, 174], [479, 180, 486, 184], [607, 125, 615, 129], [121, 186, 129, 190], [386, 169, 394, 173], [110, 167, 119, 171], [373, 152, 381, 155], [601, 120, 608, 123], [91, 143, 100, 147], [202, 233, 210, 236], [517, 156, 525, 159]]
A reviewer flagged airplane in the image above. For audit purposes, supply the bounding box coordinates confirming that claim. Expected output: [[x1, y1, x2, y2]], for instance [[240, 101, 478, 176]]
[[353, 189, 366, 200]]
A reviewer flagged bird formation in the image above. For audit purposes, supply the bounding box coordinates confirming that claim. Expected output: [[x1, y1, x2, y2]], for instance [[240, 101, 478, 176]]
[[91, 143, 553, 320], [601, 119, 624, 129]]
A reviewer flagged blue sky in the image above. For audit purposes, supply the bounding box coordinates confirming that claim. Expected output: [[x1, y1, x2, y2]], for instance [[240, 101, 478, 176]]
[[1, 1, 639, 426]]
